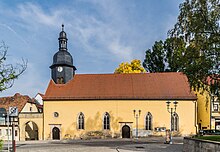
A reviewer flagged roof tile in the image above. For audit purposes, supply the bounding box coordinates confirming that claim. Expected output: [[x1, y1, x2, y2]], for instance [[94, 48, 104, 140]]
[[44, 72, 197, 100], [0, 93, 31, 112]]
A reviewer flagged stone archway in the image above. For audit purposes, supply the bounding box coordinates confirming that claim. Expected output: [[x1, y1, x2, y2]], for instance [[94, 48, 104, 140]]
[[52, 127, 60, 140], [122, 125, 130, 138], [25, 121, 39, 140]]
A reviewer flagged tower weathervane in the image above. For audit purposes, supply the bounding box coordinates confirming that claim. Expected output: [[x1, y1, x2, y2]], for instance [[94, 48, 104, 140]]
[[62, 24, 64, 31]]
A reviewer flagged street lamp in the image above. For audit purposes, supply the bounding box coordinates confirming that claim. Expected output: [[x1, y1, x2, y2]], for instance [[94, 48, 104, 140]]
[[133, 109, 141, 139], [166, 101, 178, 144]]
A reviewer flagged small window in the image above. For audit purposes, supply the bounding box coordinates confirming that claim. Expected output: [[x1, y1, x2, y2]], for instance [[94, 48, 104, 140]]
[[198, 123, 202, 130], [0, 108, 6, 125], [30, 107, 32, 112], [15, 130, 18, 136], [213, 104, 218, 112], [103, 112, 110, 130], [78, 112, 84, 130], [54, 112, 59, 118]]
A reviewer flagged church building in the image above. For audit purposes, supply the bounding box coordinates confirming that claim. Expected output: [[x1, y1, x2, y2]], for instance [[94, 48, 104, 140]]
[[43, 25, 197, 140]]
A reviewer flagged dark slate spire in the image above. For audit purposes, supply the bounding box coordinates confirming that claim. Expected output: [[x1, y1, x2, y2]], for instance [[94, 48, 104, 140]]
[[50, 24, 76, 84]]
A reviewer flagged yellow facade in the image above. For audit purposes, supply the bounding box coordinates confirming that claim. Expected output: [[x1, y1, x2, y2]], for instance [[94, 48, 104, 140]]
[[196, 91, 211, 130], [44, 99, 197, 140], [42, 26, 199, 140], [19, 102, 43, 141]]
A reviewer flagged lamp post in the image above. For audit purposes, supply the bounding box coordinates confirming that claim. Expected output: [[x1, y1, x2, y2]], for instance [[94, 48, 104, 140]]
[[133, 109, 141, 139], [166, 101, 178, 144]]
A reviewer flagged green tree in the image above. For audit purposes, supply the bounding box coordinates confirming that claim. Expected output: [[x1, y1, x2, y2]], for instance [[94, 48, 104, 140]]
[[143, 38, 186, 72], [164, 37, 187, 72], [115, 59, 146, 74], [0, 42, 27, 91], [143, 0, 219, 90], [169, 0, 220, 89], [143, 41, 166, 72]]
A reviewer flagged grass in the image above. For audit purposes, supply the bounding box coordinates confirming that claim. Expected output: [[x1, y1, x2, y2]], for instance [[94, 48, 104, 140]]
[[196, 135, 220, 142]]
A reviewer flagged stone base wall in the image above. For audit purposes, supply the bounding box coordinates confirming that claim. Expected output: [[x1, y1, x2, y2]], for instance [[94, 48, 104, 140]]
[[183, 137, 220, 152]]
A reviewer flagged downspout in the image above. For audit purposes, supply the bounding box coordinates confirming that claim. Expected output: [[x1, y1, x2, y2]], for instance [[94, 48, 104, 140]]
[[194, 100, 198, 134]]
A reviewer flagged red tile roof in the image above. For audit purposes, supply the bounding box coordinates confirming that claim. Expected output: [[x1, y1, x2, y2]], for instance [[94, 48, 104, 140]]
[[206, 75, 220, 85], [0, 93, 32, 112], [44, 72, 196, 100]]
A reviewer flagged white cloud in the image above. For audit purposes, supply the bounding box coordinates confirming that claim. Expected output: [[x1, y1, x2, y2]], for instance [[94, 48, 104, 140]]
[[109, 40, 133, 61], [12, 2, 146, 62], [0, 1, 183, 97], [16, 3, 62, 30], [0, 23, 28, 45]]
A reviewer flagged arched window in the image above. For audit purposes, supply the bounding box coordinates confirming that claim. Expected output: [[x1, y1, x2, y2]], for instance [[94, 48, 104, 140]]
[[171, 113, 179, 131], [103, 112, 110, 130], [78, 112, 84, 130], [145, 112, 152, 130]]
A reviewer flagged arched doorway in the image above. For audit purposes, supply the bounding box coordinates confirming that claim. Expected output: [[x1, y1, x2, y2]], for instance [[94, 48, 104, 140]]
[[25, 121, 39, 140], [122, 125, 130, 138], [52, 127, 60, 140]]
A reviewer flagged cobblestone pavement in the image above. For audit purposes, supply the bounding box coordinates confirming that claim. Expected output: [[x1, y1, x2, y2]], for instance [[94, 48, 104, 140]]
[[3, 137, 183, 152]]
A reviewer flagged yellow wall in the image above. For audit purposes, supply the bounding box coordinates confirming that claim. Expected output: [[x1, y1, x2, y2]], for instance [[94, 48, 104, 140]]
[[44, 100, 196, 140], [196, 91, 211, 130], [19, 113, 43, 141], [19, 103, 43, 141]]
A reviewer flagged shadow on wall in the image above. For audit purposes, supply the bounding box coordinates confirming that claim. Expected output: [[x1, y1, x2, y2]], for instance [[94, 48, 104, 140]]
[[62, 111, 124, 139], [109, 111, 123, 131], [86, 112, 102, 130], [64, 122, 77, 139]]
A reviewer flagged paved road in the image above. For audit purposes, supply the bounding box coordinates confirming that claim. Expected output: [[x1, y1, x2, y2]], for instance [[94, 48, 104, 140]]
[[3, 137, 183, 152]]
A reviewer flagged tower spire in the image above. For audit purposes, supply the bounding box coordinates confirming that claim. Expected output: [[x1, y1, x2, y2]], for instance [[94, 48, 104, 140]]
[[58, 24, 68, 51]]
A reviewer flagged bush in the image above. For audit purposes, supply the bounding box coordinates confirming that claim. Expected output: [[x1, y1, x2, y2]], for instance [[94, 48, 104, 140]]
[[0, 140, 3, 150]]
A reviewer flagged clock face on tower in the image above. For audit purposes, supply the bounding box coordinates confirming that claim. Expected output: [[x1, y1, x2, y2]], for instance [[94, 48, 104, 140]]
[[57, 66, 63, 72]]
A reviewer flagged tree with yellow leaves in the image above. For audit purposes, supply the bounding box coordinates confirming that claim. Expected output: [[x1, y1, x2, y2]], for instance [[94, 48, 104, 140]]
[[114, 59, 146, 74]]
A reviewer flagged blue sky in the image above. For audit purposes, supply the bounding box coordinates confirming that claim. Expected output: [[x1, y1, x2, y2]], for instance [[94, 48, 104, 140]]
[[0, 0, 183, 97]]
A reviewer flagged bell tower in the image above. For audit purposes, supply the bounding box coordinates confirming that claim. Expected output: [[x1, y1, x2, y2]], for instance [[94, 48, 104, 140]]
[[50, 25, 76, 84]]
